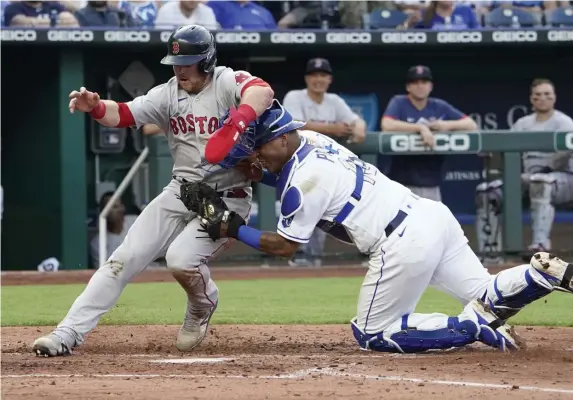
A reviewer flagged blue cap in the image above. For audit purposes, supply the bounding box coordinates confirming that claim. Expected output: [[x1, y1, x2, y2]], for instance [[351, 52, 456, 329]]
[[217, 100, 305, 169]]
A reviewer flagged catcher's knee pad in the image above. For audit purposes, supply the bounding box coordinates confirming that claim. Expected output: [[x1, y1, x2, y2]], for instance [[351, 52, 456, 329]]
[[529, 173, 556, 204], [351, 313, 479, 354], [481, 264, 553, 321]]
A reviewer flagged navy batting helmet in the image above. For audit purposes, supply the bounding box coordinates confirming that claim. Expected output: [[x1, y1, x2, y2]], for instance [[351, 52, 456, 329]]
[[160, 25, 217, 73]]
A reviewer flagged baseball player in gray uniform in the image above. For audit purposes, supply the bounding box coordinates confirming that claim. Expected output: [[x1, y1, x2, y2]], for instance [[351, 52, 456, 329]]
[[32, 25, 274, 357], [282, 57, 366, 267], [476, 79, 573, 263]]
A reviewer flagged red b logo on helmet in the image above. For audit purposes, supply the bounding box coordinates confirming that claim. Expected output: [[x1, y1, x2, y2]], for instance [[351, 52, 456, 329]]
[[172, 41, 180, 55]]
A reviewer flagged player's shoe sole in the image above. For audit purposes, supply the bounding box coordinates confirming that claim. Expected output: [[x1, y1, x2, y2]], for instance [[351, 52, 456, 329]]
[[531, 252, 573, 294], [470, 299, 525, 352], [32, 334, 72, 357], [176, 302, 218, 352]]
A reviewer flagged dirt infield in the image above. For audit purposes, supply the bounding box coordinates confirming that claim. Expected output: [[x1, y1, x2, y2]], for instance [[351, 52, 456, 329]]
[[2, 267, 573, 399]]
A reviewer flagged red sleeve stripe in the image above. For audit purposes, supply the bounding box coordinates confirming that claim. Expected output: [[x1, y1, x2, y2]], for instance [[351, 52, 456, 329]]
[[240, 78, 271, 97], [382, 115, 397, 120], [116, 102, 136, 128]]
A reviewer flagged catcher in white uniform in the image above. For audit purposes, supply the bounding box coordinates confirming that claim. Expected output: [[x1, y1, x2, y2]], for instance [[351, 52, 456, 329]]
[[33, 25, 274, 357], [476, 79, 573, 263], [181, 100, 573, 353]]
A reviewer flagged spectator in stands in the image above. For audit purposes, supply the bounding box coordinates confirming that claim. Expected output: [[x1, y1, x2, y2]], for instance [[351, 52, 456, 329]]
[[413, 0, 480, 29], [75, 1, 138, 26], [59, 1, 88, 13], [394, 0, 430, 14], [381, 65, 477, 202], [282, 57, 367, 267], [4, 1, 79, 27], [207, 0, 276, 29], [90, 192, 138, 269], [491, 1, 562, 25], [155, 0, 217, 29], [119, 0, 161, 27], [278, 1, 323, 28], [339, 0, 400, 28]]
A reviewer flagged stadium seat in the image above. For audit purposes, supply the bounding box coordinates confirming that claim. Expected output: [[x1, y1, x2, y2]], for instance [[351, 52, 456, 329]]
[[546, 6, 573, 27], [369, 9, 408, 29], [337, 93, 380, 132], [485, 7, 538, 27]]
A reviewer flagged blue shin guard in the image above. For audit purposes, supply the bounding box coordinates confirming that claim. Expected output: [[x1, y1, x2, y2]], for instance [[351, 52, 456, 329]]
[[483, 267, 552, 321], [351, 315, 479, 354]]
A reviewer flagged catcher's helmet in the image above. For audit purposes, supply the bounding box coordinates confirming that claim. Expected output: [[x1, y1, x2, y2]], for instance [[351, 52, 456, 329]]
[[161, 25, 217, 73], [217, 100, 305, 169]]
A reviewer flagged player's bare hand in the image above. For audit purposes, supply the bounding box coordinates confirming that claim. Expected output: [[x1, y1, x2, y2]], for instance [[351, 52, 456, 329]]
[[428, 120, 451, 132], [418, 125, 435, 148], [68, 86, 101, 114], [332, 122, 354, 138], [235, 158, 263, 181]]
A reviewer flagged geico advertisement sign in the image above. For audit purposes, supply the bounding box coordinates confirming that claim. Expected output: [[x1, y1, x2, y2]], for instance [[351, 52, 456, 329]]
[[390, 133, 474, 152]]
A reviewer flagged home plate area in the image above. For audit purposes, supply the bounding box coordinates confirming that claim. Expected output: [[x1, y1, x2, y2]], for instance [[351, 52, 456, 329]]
[[2, 325, 573, 399]]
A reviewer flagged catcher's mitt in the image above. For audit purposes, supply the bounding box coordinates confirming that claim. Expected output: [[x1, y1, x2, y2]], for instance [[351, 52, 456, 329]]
[[178, 181, 245, 241]]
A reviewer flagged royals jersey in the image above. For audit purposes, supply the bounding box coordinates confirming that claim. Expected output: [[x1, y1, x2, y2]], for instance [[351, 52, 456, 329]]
[[127, 66, 259, 191], [513, 110, 573, 173], [298, 129, 355, 157], [276, 137, 412, 254]]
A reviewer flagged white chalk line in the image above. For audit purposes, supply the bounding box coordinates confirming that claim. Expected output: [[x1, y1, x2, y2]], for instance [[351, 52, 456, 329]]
[[3, 368, 573, 394], [317, 368, 573, 395]]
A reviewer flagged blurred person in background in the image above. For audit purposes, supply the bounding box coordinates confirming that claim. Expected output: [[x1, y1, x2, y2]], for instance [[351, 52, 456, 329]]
[[155, 0, 217, 29], [119, 0, 161, 27], [339, 0, 408, 28], [476, 79, 573, 263], [4, 1, 79, 27], [412, 0, 480, 29], [90, 192, 138, 269], [381, 65, 477, 202], [492, 0, 563, 24], [75, 1, 138, 27], [282, 57, 366, 267], [207, 0, 276, 30], [278, 0, 322, 28]]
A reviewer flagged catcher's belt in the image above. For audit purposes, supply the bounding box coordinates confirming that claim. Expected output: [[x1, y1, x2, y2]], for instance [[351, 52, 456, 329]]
[[172, 176, 249, 199]]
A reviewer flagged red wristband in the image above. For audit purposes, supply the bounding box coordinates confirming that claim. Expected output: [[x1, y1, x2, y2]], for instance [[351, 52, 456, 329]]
[[236, 104, 257, 125], [89, 102, 106, 120]]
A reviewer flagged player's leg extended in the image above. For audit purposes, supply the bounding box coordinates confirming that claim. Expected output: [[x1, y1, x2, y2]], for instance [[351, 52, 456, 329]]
[[351, 199, 515, 353], [166, 196, 251, 351], [33, 181, 189, 357], [475, 180, 504, 263], [529, 172, 573, 250], [433, 201, 572, 323]]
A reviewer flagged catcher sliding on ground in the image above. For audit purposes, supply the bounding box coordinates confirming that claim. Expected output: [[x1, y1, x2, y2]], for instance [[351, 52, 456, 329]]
[[181, 100, 573, 353]]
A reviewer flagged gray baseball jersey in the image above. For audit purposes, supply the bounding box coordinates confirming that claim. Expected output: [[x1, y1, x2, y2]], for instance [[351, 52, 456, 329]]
[[282, 89, 359, 125], [127, 66, 258, 190], [512, 110, 573, 173]]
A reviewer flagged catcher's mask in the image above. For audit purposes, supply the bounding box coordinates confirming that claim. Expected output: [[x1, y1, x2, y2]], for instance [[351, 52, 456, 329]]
[[217, 100, 305, 169], [254, 99, 306, 146]]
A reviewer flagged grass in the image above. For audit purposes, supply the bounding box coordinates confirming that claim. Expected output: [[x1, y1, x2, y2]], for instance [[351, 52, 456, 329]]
[[1, 277, 571, 327]]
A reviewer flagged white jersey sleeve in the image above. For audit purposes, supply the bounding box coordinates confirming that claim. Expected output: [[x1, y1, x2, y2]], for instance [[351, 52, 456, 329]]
[[126, 83, 171, 131], [277, 177, 333, 243], [282, 90, 305, 121], [332, 94, 359, 125], [216, 67, 264, 109]]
